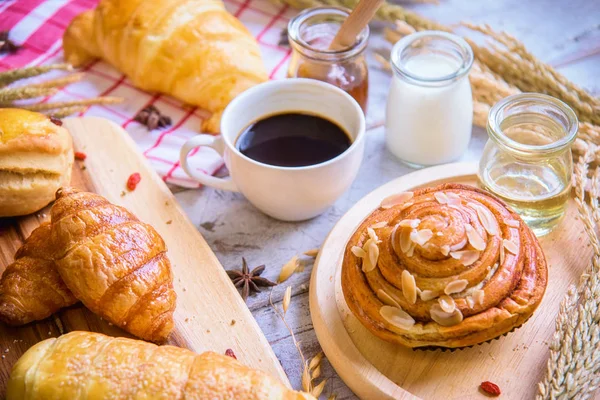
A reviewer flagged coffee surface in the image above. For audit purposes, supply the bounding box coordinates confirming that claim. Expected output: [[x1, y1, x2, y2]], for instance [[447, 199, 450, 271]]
[[236, 113, 351, 167]]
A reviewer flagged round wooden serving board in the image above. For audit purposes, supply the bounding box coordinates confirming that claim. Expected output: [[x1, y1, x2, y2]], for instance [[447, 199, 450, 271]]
[[310, 162, 592, 400]]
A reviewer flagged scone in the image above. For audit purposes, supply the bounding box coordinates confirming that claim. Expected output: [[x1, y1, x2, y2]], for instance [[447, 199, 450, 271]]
[[341, 183, 548, 349], [0, 109, 73, 217]]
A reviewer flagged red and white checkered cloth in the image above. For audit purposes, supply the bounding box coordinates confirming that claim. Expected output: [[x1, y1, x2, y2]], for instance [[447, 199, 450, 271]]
[[0, 0, 296, 187]]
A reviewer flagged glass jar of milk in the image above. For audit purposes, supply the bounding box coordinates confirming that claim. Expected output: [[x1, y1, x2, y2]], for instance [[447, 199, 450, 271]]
[[386, 31, 474, 167]]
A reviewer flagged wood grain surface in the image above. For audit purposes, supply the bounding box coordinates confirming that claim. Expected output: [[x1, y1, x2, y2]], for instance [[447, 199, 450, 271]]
[[310, 163, 592, 399], [0, 117, 288, 396]]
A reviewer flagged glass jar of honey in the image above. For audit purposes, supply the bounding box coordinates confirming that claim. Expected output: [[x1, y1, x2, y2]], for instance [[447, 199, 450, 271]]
[[287, 7, 369, 113], [478, 93, 578, 236]]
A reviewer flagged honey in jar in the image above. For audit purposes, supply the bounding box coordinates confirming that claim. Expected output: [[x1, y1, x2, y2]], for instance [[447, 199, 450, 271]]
[[287, 7, 369, 113]]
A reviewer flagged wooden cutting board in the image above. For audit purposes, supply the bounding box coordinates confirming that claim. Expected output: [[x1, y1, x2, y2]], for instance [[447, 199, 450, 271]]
[[0, 117, 288, 394], [310, 162, 593, 399]]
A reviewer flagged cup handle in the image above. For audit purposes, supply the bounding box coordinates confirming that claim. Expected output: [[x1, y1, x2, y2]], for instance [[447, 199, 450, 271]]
[[180, 135, 239, 192]]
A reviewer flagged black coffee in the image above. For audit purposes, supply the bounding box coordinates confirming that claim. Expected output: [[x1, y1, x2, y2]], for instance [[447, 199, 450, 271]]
[[236, 112, 351, 167]]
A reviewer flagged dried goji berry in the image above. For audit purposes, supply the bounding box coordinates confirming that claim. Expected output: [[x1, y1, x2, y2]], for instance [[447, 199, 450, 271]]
[[480, 381, 501, 397], [74, 152, 87, 161], [126, 172, 141, 191], [225, 348, 237, 359]]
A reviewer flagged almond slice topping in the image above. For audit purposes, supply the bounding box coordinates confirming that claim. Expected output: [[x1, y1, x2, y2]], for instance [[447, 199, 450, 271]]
[[399, 202, 414, 211], [364, 240, 379, 272], [430, 304, 463, 327], [475, 205, 499, 235], [444, 279, 469, 295], [370, 221, 388, 229], [434, 192, 448, 204], [506, 219, 520, 228], [465, 224, 486, 251], [420, 290, 439, 301], [473, 289, 485, 305], [449, 250, 480, 266], [446, 192, 462, 208], [399, 219, 421, 228], [380, 305, 415, 330], [399, 228, 413, 253], [503, 239, 518, 254], [406, 242, 416, 257], [410, 229, 433, 246], [380, 192, 414, 209], [377, 289, 401, 308], [402, 270, 418, 304], [438, 295, 456, 313], [466, 296, 475, 308], [441, 245, 451, 256], [351, 246, 366, 258], [500, 244, 505, 264], [367, 227, 379, 243]]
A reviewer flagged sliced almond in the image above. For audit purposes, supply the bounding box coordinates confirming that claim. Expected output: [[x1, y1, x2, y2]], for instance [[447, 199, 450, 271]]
[[406, 242, 416, 257], [399, 202, 414, 211], [399, 219, 421, 228], [466, 296, 475, 308], [370, 221, 388, 229], [399, 228, 413, 253], [438, 295, 456, 313], [500, 244, 505, 264], [434, 192, 448, 204], [420, 290, 439, 301], [465, 224, 486, 251], [444, 279, 469, 295], [475, 205, 499, 235], [380, 305, 415, 330], [402, 270, 418, 304], [411, 229, 433, 246], [351, 246, 366, 258], [503, 239, 518, 254], [380, 192, 414, 209], [430, 304, 463, 327], [441, 245, 451, 256], [473, 289, 485, 305], [436, 232, 444, 236], [367, 227, 379, 243], [364, 241, 379, 272], [506, 219, 520, 228], [449, 250, 480, 266], [446, 192, 462, 208], [377, 289, 401, 308]]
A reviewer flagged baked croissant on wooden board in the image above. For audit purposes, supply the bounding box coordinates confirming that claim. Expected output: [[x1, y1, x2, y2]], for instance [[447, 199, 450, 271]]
[[7, 331, 315, 400], [50, 187, 177, 343], [0, 223, 77, 326], [63, 0, 269, 133]]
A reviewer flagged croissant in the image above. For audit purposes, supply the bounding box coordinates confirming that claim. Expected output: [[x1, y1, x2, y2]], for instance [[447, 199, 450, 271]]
[[0, 223, 77, 326], [341, 183, 548, 349], [7, 331, 314, 400], [63, 0, 268, 133], [50, 188, 176, 343]]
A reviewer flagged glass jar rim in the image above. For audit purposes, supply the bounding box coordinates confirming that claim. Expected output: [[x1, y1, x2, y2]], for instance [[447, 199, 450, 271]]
[[390, 31, 473, 87], [487, 93, 579, 154], [287, 7, 369, 61]]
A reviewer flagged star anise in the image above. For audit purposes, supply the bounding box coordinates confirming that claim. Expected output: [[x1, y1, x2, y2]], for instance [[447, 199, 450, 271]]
[[134, 104, 172, 131], [0, 31, 20, 54], [226, 258, 276, 301]]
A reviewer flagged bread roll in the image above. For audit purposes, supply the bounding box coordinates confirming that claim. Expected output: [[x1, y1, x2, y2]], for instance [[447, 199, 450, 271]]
[[0, 109, 73, 217]]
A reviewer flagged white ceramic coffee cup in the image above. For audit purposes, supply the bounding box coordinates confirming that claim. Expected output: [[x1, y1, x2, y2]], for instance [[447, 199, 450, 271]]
[[180, 78, 365, 221]]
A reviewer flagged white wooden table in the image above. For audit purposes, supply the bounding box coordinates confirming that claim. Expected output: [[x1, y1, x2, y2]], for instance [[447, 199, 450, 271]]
[[173, 1, 600, 398]]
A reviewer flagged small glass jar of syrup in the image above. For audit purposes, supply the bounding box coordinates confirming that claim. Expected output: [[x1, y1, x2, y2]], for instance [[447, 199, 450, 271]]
[[287, 7, 369, 113], [478, 93, 578, 236]]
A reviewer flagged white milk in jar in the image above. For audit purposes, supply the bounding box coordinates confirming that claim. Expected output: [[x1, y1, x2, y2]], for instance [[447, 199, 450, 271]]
[[385, 31, 474, 167]]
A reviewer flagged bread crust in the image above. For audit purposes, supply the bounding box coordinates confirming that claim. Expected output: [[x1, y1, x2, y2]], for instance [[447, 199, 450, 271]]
[[0, 109, 73, 217]]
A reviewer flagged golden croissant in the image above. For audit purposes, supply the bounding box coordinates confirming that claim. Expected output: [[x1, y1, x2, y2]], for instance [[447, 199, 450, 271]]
[[49, 187, 176, 343], [0, 223, 77, 326], [7, 331, 314, 400], [63, 0, 268, 133], [342, 183, 547, 349]]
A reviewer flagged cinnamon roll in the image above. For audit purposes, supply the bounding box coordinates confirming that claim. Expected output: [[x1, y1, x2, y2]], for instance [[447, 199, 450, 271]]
[[341, 183, 547, 349]]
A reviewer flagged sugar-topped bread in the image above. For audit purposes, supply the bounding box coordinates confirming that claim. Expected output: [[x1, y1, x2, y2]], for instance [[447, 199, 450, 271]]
[[0, 109, 73, 217]]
